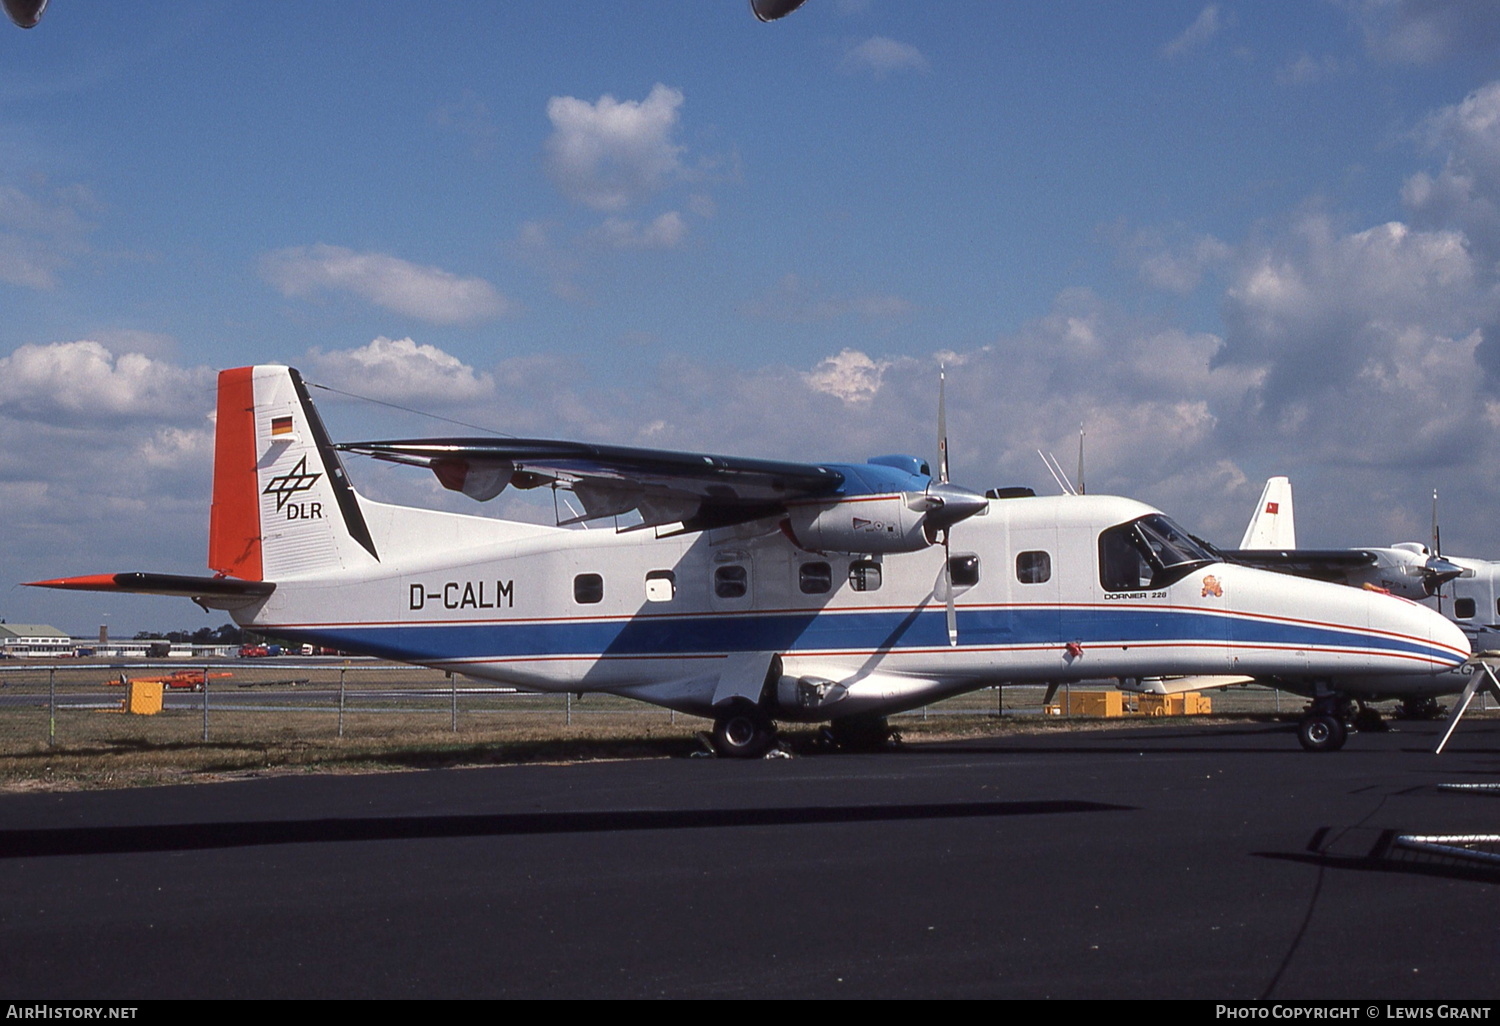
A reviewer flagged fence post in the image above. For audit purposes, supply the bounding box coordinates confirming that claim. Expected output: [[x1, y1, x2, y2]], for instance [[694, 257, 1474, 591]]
[[450, 672, 458, 733], [48, 667, 56, 747], [338, 666, 346, 738], [566, 691, 571, 727], [201, 664, 210, 742]]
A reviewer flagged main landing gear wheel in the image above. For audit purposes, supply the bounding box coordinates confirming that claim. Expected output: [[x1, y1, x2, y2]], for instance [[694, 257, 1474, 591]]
[[1297, 714, 1348, 753], [711, 703, 778, 758]]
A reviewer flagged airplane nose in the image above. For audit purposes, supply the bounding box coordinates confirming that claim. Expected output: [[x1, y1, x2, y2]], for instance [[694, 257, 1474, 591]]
[[1374, 591, 1471, 670]]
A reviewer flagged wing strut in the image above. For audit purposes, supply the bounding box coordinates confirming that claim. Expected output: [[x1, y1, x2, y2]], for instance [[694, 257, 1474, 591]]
[[1435, 659, 1500, 754]]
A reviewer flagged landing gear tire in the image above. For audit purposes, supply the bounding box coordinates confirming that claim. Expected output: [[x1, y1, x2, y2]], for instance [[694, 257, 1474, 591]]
[[1298, 714, 1348, 753], [711, 704, 777, 759], [827, 714, 893, 752]]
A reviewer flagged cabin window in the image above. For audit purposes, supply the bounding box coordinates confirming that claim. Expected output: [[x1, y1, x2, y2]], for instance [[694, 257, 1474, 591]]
[[714, 565, 748, 599], [574, 573, 604, 605], [849, 559, 882, 592], [1455, 597, 1476, 619], [645, 570, 675, 603], [949, 554, 980, 588], [1016, 550, 1051, 584], [1099, 514, 1214, 592], [799, 561, 833, 595]]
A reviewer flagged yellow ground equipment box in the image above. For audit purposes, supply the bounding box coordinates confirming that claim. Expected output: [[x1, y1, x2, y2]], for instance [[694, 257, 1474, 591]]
[[1138, 692, 1212, 716], [124, 680, 163, 715], [1045, 690, 1124, 717]]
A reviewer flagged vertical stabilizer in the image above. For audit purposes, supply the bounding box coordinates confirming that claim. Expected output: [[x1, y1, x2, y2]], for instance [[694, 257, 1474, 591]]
[[208, 365, 379, 581], [1240, 476, 1295, 550]]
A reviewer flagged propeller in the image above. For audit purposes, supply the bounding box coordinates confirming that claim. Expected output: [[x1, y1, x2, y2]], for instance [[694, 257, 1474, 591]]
[[1425, 488, 1464, 601], [910, 368, 987, 645]]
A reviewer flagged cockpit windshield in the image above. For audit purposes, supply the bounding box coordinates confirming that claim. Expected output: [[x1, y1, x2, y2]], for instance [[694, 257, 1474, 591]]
[[1099, 513, 1217, 592]]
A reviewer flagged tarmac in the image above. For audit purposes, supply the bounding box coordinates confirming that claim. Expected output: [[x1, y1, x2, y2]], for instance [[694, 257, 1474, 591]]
[[3, 715, 1500, 999]]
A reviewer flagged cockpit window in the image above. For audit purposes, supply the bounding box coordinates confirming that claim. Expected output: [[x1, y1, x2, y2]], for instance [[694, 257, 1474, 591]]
[[1099, 514, 1216, 592]]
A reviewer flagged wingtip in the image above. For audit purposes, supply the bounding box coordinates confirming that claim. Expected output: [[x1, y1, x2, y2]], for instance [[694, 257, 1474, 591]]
[[24, 574, 123, 591]]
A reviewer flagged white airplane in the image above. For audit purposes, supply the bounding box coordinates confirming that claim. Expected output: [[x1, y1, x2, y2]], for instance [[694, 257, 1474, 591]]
[[1226, 476, 1489, 728], [27, 366, 1470, 756]]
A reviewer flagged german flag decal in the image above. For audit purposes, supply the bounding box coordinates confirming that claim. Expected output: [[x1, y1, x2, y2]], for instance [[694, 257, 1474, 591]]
[[271, 416, 294, 436]]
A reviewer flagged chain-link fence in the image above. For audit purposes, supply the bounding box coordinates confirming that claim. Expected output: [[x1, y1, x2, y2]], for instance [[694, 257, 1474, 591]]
[[0, 658, 1311, 754]]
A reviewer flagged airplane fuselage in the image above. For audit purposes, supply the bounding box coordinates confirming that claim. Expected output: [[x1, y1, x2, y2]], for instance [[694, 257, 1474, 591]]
[[244, 492, 1470, 719]]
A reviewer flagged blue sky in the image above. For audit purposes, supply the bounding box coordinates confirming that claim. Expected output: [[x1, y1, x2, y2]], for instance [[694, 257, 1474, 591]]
[[4, 1, 1500, 634]]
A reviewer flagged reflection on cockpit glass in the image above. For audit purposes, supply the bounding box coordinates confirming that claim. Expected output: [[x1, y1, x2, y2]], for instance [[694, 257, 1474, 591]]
[[1099, 514, 1215, 592]]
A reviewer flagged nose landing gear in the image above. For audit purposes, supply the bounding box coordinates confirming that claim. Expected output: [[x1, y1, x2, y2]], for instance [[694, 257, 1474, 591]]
[[1297, 695, 1358, 752]]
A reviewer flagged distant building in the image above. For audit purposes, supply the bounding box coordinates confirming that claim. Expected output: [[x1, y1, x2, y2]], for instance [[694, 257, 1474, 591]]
[[0, 624, 74, 659]]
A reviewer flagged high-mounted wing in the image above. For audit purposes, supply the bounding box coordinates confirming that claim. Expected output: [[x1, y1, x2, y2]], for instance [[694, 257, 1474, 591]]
[[337, 437, 847, 533], [1219, 548, 1384, 583]]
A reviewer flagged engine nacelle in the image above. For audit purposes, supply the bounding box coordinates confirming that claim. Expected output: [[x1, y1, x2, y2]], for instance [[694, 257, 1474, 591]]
[[784, 495, 932, 554]]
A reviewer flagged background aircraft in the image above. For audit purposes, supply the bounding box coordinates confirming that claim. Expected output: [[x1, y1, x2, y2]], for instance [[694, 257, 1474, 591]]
[[1226, 476, 1497, 725], [29, 366, 1469, 756]]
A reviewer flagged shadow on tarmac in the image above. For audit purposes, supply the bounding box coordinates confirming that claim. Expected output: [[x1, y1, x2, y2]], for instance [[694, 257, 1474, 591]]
[[0, 798, 1134, 859], [1257, 824, 1500, 884]]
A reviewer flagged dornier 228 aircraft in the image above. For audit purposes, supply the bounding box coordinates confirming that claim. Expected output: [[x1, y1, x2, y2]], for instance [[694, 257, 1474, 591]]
[[29, 366, 1471, 756]]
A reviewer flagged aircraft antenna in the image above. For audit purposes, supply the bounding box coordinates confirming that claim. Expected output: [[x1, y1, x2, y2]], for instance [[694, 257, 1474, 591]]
[[1037, 450, 1078, 496], [306, 380, 512, 437], [1077, 423, 1085, 496]]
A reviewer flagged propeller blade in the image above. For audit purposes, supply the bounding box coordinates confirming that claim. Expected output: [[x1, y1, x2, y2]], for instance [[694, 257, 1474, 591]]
[[937, 366, 949, 486], [944, 537, 958, 647]]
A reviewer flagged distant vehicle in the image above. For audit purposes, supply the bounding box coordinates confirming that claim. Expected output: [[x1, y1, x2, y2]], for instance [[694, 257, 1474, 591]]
[[106, 670, 232, 692]]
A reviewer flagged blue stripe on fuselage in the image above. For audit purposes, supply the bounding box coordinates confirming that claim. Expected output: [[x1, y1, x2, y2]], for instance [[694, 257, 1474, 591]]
[[265, 605, 1460, 667]]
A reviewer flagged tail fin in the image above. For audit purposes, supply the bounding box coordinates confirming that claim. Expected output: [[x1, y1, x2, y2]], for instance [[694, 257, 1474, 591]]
[[1239, 476, 1295, 550], [209, 366, 379, 581]]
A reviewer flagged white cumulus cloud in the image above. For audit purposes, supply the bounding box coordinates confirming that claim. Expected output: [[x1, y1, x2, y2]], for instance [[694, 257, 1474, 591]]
[[803, 349, 897, 404], [261, 244, 511, 325], [305, 337, 495, 403], [543, 84, 686, 211], [0, 341, 214, 423]]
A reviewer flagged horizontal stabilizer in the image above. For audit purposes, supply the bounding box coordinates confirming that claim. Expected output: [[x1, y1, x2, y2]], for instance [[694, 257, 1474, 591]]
[[25, 573, 276, 599]]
